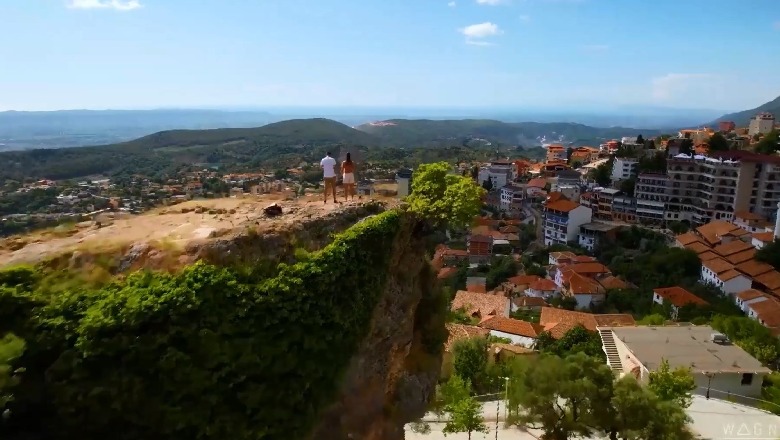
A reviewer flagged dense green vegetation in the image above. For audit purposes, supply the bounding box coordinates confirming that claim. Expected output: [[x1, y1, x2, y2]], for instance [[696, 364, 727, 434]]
[[406, 161, 485, 230], [0, 209, 409, 440], [507, 353, 693, 440]]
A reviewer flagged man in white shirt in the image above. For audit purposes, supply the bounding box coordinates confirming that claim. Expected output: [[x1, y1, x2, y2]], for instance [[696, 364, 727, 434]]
[[320, 152, 338, 204]]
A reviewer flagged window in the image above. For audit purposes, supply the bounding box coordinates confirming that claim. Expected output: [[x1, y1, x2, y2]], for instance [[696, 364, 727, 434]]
[[741, 373, 753, 386]]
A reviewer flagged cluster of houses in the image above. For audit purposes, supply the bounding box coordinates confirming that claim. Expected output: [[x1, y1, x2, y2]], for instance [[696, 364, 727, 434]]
[[671, 214, 780, 333]]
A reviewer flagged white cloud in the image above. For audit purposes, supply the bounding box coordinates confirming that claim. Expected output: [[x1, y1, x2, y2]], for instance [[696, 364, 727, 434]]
[[518, 14, 530, 22], [67, 0, 142, 11], [476, 0, 508, 5], [459, 22, 503, 46], [448, 1, 456, 6], [651, 73, 718, 101]]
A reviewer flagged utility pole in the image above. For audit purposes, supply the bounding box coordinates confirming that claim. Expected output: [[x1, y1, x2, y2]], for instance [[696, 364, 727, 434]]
[[495, 398, 500, 440]]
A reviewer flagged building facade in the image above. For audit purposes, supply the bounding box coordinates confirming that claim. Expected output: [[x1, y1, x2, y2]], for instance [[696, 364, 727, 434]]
[[543, 200, 593, 246], [748, 112, 775, 136]]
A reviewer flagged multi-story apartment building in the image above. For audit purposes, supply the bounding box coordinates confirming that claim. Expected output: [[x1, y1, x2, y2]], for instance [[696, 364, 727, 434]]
[[500, 184, 526, 213], [611, 157, 639, 182], [546, 144, 566, 163], [749, 112, 775, 136], [543, 200, 593, 246], [478, 161, 515, 189], [612, 195, 637, 223], [633, 151, 780, 226], [594, 188, 620, 220]]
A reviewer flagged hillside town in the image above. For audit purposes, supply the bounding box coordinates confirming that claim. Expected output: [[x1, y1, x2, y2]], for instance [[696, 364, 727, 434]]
[[418, 111, 780, 436]]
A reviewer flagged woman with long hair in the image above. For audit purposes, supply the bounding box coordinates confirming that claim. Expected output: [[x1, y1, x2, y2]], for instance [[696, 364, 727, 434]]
[[341, 152, 356, 201]]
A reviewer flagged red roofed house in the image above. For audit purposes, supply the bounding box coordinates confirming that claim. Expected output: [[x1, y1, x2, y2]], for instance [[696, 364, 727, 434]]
[[543, 199, 593, 246], [467, 234, 493, 265], [539, 307, 635, 339], [524, 278, 559, 299], [480, 316, 544, 348], [502, 275, 541, 295], [652, 286, 708, 320]]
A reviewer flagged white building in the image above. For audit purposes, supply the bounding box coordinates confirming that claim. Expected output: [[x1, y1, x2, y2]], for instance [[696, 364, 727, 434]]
[[597, 326, 771, 399], [478, 161, 515, 190], [524, 278, 559, 299], [735, 289, 771, 314], [543, 200, 593, 246], [700, 257, 752, 295], [500, 184, 526, 213], [611, 157, 639, 182], [748, 112, 775, 136], [480, 316, 542, 349], [396, 169, 413, 198]]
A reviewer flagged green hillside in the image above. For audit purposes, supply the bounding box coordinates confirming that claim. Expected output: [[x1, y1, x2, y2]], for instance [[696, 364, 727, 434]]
[[356, 119, 658, 147], [713, 95, 780, 126], [0, 118, 379, 181]]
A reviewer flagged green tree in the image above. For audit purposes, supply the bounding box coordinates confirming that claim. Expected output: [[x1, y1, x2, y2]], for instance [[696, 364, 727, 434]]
[[452, 337, 488, 390], [588, 161, 612, 187], [648, 359, 697, 408], [712, 315, 780, 365], [406, 162, 486, 230], [756, 239, 780, 271], [485, 256, 518, 289], [0, 333, 24, 409], [755, 130, 780, 155], [440, 376, 488, 440], [481, 178, 493, 191], [506, 353, 599, 439], [618, 178, 636, 197], [638, 313, 666, 325], [707, 132, 730, 152]]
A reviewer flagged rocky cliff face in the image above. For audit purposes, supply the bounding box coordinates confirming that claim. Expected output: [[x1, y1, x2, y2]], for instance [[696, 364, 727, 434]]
[[307, 216, 443, 440]]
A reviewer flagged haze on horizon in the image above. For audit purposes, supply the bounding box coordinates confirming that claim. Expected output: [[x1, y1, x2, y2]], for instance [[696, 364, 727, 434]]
[[1, 0, 779, 113]]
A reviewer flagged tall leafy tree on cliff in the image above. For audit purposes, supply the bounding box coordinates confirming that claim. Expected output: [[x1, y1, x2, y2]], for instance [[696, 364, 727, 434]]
[[407, 162, 485, 230]]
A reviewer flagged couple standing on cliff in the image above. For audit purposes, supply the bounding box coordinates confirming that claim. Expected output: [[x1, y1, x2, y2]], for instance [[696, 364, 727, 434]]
[[320, 152, 356, 204]]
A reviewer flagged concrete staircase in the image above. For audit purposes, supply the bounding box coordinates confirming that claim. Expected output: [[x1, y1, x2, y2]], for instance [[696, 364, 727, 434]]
[[599, 329, 623, 374]]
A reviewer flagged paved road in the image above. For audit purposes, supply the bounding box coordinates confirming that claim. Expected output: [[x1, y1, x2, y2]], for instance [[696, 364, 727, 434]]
[[406, 396, 780, 440]]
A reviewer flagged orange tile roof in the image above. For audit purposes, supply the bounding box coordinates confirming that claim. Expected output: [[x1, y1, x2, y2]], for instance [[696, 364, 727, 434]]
[[747, 299, 780, 328], [550, 251, 577, 261], [513, 296, 548, 308], [735, 211, 767, 221], [653, 286, 708, 307], [539, 307, 635, 339], [699, 251, 720, 262], [702, 257, 734, 274], [695, 220, 741, 246], [529, 278, 558, 291], [676, 232, 702, 246], [685, 242, 712, 255], [565, 262, 611, 275], [572, 255, 598, 263], [451, 291, 509, 318], [713, 240, 754, 257], [547, 192, 567, 203], [567, 272, 604, 295], [506, 275, 541, 287], [755, 271, 780, 291], [471, 225, 493, 236], [597, 275, 629, 290], [753, 231, 775, 243], [480, 316, 544, 338], [725, 248, 757, 265], [527, 178, 547, 189], [445, 323, 489, 352], [736, 260, 775, 278], [546, 199, 580, 213], [736, 289, 767, 301], [500, 225, 520, 233], [719, 269, 744, 282]]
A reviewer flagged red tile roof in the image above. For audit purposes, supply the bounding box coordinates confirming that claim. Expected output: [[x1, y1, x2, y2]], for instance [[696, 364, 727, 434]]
[[480, 316, 544, 338], [567, 272, 603, 295], [713, 240, 754, 257], [539, 307, 635, 339], [505, 275, 541, 287], [513, 296, 548, 308], [527, 178, 547, 189], [546, 200, 580, 213], [653, 286, 708, 308], [451, 291, 509, 318], [736, 289, 767, 301], [747, 299, 780, 328], [445, 323, 489, 352], [529, 278, 558, 291]]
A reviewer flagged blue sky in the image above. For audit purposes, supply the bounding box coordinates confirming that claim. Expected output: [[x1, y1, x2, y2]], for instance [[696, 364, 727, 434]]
[[1, 0, 779, 111]]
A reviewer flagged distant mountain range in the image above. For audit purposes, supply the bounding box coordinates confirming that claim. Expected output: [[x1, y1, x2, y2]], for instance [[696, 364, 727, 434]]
[[712, 95, 780, 126], [0, 106, 722, 151]]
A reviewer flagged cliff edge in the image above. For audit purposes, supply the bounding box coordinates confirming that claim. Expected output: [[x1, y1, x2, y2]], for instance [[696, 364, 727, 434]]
[[0, 207, 444, 440]]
